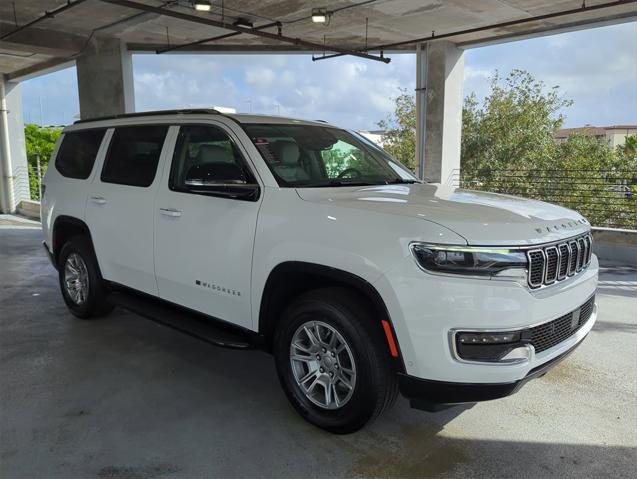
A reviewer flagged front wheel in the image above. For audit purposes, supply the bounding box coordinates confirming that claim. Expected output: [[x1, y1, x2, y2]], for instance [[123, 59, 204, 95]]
[[273, 288, 398, 434]]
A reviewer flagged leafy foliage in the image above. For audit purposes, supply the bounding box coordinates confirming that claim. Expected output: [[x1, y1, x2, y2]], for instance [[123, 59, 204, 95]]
[[377, 88, 416, 170], [618, 134, 637, 161], [24, 124, 61, 200], [461, 70, 571, 176], [378, 70, 636, 229]]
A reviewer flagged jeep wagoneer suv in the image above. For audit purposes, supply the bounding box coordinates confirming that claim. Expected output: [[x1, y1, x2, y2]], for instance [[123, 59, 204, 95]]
[[42, 109, 598, 433]]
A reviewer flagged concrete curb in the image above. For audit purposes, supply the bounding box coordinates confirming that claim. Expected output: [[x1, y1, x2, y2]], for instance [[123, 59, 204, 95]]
[[592, 227, 637, 267], [16, 200, 41, 221]]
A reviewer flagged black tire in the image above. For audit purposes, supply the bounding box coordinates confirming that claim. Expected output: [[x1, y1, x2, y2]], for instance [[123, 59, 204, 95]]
[[58, 235, 113, 319], [273, 287, 399, 434]]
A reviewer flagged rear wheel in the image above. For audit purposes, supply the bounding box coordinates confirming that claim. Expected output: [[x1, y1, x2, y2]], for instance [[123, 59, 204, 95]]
[[58, 236, 113, 319], [274, 288, 398, 434]]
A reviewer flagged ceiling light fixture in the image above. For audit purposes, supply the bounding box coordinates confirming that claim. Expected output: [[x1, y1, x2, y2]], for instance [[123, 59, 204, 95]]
[[193, 0, 212, 12], [311, 8, 330, 24], [233, 18, 254, 29]]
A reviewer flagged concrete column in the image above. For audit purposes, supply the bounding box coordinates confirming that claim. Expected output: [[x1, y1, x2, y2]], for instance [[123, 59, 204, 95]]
[[0, 77, 29, 213], [415, 41, 464, 183], [415, 44, 427, 179], [76, 37, 135, 120]]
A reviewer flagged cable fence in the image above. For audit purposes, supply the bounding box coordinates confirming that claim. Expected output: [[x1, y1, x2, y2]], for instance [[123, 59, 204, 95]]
[[448, 169, 637, 230]]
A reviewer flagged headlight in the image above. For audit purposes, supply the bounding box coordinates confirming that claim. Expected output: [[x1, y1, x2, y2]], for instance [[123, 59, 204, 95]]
[[410, 243, 527, 279]]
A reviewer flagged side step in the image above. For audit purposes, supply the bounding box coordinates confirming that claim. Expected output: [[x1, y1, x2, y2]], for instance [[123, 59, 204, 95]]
[[109, 289, 256, 350]]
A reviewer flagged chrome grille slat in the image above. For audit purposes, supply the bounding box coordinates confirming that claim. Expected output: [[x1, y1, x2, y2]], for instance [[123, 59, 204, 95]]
[[568, 240, 578, 276], [557, 243, 569, 280], [577, 237, 586, 271], [526, 232, 593, 289], [585, 234, 593, 265], [544, 246, 559, 284], [527, 249, 545, 288]]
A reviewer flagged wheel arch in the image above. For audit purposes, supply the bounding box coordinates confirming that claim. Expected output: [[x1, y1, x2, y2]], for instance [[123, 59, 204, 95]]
[[258, 261, 405, 372], [52, 216, 97, 268]]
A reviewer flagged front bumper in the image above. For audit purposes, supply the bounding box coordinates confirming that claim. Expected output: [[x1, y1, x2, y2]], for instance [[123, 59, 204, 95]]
[[398, 333, 586, 411], [375, 251, 599, 384]]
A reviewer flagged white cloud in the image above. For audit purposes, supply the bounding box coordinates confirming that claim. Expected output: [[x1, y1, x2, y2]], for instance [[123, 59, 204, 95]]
[[244, 66, 276, 88], [19, 22, 636, 130], [463, 22, 637, 127]]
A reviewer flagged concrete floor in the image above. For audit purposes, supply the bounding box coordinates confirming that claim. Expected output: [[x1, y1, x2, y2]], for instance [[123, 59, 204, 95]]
[[1, 227, 636, 479]]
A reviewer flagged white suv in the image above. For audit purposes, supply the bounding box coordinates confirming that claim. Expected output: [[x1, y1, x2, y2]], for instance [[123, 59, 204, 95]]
[[41, 109, 598, 433]]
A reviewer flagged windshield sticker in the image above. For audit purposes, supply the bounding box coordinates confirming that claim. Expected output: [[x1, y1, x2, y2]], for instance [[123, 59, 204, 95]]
[[254, 139, 280, 164]]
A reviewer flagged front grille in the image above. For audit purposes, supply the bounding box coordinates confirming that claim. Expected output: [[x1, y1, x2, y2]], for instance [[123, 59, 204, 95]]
[[526, 232, 593, 289], [522, 295, 595, 353]]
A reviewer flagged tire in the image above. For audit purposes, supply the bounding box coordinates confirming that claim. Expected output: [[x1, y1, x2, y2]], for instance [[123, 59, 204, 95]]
[[273, 287, 398, 434], [58, 235, 113, 319]]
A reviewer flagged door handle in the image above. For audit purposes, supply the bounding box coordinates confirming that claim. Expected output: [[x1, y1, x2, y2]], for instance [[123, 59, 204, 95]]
[[159, 208, 182, 217], [90, 196, 107, 205]]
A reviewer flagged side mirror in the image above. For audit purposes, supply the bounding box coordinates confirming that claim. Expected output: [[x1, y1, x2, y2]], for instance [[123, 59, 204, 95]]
[[184, 179, 260, 201]]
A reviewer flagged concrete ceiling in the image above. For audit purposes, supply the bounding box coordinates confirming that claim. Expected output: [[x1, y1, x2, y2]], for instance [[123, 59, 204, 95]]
[[1, 0, 636, 79]]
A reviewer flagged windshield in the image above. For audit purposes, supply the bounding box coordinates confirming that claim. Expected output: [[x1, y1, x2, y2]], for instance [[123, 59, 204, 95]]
[[242, 123, 419, 187]]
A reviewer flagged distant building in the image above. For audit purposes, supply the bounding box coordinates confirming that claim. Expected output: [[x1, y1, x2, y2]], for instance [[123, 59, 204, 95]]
[[554, 125, 637, 148], [358, 129, 387, 146]]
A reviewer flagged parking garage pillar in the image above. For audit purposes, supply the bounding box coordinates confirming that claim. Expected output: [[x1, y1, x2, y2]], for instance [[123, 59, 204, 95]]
[[0, 77, 29, 214], [415, 41, 464, 184], [76, 37, 135, 120]]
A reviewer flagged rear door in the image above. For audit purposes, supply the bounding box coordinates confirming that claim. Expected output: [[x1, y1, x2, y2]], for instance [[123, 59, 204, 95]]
[[41, 128, 107, 247], [85, 124, 169, 295], [153, 123, 262, 329]]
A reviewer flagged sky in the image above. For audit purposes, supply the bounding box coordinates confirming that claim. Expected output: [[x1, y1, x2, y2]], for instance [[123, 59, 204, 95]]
[[20, 21, 637, 131]]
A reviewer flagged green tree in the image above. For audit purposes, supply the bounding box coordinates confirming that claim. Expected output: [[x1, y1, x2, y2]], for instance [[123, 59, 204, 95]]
[[24, 124, 61, 200], [377, 88, 416, 170], [461, 69, 572, 184], [378, 69, 636, 229], [617, 134, 637, 161], [548, 134, 634, 228], [460, 70, 634, 229]]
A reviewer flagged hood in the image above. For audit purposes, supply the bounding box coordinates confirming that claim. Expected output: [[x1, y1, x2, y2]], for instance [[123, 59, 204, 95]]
[[296, 183, 590, 246]]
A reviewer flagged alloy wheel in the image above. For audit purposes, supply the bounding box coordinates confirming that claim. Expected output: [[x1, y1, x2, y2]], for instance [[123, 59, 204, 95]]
[[64, 253, 89, 305], [289, 320, 357, 410]]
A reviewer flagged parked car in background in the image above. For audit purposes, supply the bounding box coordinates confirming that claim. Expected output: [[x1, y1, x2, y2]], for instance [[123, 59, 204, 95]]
[[608, 183, 633, 199]]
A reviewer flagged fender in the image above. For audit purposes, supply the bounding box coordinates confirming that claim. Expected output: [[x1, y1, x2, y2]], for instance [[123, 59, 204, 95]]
[[258, 261, 405, 372], [51, 216, 100, 272]]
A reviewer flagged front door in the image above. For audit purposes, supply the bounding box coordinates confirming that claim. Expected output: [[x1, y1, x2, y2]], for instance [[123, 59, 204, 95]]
[[154, 123, 262, 329]]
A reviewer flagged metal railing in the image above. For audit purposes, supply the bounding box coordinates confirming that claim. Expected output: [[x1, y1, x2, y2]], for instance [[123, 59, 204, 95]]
[[447, 169, 637, 231]]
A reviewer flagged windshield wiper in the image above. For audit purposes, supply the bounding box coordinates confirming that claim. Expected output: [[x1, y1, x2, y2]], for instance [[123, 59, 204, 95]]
[[321, 180, 386, 187], [386, 179, 421, 184]]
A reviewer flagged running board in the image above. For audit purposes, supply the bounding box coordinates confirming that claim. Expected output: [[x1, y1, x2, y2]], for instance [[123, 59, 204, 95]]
[[109, 289, 256, 350]]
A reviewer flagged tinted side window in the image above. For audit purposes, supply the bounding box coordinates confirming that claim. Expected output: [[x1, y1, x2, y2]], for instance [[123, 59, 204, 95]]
[[55, 129, 106, 179], [101, 125, 168, 187], [169, 125, 254, 191]]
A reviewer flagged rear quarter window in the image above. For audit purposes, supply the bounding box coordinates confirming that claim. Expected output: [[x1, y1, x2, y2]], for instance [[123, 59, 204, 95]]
[[55, 129, 106, 179], [101, 125, 168, 187]]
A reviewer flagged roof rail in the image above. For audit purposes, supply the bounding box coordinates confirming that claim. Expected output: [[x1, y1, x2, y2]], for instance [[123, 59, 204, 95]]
[[74, 108, 221, 124]]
